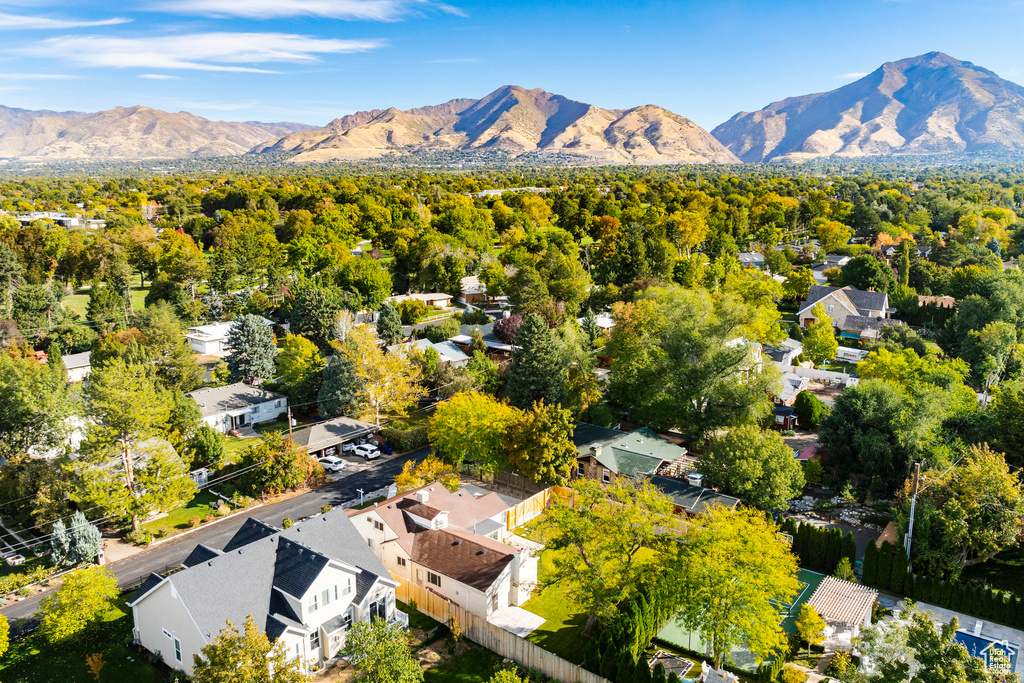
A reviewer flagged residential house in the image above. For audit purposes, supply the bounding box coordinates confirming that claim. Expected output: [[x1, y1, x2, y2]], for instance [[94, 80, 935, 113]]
[[450, 322, 514, 360], [798, 285, 890, 341], [63, 351, 92, 383], [459, 275, 488, 305], [650, 474, 740, 517], [347, 484, 538, 618], [824, 254, 851, 268], [128, 510, 402, 676], [738, 252, 766, 269], [186, 383, 287, 433], [291, 416, 378, 459], [763, 338, 803, 365], [881, 244, 932, 262], [389, 292, 453, 309], [185, 317, 275, 356], [771, 372, 809, 430], [572, 423, 688, 484], [387, 338, 470, 367], [577, 312, 616, 336], [916, 294, 956, 310]]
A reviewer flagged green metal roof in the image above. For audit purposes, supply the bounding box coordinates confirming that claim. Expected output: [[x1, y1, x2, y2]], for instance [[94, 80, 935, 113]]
[[573, 423, 687, 478]]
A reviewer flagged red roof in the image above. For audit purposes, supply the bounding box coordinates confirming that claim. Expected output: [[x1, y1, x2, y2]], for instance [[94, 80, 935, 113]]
[[798, 444, 821, 461]]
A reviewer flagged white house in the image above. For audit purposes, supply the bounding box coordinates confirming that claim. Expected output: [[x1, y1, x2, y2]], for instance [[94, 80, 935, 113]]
[[185, 317, 274, 356], [347, 485, 538, 618], [63, 351, 92, 383], [387, 338, 471, 367], [738, 252, 766, 269], [185, 383, 287, 433], [128, 511, 402, 676]]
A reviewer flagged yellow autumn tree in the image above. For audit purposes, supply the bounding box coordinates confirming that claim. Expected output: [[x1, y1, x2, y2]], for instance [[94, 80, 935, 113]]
[[336, 326, 422, 425]]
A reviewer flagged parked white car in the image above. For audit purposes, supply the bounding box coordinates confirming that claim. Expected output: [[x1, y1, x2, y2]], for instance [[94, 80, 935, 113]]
[[353, 444, 381, 460], [317, 456, 346, 472]]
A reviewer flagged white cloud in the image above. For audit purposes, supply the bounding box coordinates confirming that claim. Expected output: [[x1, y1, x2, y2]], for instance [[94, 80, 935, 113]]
[[149, 0, 463, 21], [0, 12, 130, 30], [21, 32, 385, 73], [838, 72, 869, 80], [0, 72, 75, 80], [139, 73, 180, 80]]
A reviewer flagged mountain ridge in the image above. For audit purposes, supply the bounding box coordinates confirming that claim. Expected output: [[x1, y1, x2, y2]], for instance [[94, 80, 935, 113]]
[[252, 85, 739, 164], [712, 51, 1024, 162]]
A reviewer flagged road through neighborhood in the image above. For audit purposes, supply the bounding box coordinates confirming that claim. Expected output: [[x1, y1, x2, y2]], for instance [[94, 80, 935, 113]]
[[0, 448, 424, 622]]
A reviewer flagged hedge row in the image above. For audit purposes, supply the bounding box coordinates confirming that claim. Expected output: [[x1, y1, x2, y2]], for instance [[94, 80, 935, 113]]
[[0, 564, 59, 598], [380, 425, 428, 453], [580, 591, 681, 682], [778, 518, 856, 575], [863, 539, 1024, 630]]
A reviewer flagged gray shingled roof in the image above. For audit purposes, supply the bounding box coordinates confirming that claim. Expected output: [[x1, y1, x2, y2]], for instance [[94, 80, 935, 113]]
[[185, 382, 285, 419], [842, 315, 884, 332], [182, 544, 221, 568], [127, 572, 164, 606], [290, 416, 377, 453], [800, 285, 888, 317], [62, 351, 91, 369], [650, 475, 741, 515], [142, 508, 393, 642], [223, 518, 279, 552]]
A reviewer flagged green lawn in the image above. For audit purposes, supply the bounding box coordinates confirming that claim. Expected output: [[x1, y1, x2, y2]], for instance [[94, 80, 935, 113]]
[[962, 543, 1024, 595], [0, 553, 50, 580], [423, 645, 500, 683], [142, 490, 222, 534], [62, 282, 151, 319], [222, 435, 255, 462], [0, 598, 165, 683]]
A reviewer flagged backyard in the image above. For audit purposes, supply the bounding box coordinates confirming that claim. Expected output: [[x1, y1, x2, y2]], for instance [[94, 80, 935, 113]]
[[0, 597, 165, 683], [61, 282, 152, 321]]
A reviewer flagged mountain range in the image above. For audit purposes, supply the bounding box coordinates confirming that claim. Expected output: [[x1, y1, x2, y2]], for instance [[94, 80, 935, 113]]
[[712, 52, 1024, 162], [0, 105, 312, 161], [4, 52, 1024, 164], [253, 85, 739, 164]]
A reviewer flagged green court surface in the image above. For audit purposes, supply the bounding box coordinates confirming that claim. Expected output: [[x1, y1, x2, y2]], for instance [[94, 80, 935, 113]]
[[656, 569, 825, 672]]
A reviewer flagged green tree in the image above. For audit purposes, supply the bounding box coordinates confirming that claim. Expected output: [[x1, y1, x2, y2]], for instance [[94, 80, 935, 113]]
[[802, 303, 837, 366], [545, 477, 674, 631], [236, 435, 325, 496], [39, 566, 119, 643], [702, 425, 806, 510], [377, 302, 404, 345], [841, 254, 895, 292], [793, 390, 827, 429], [489, 670, 527, 683], [343, 617, 423, 683], [0, 241, 24, 317], [506, 313, 565, 409], [607, 286, 780, 442], [318, 356, 359, 418], [0, 612, 8, 660], [782, 268, 816, 301], [135, 302, 203, 391], [276, 333, 325, 406], [428, 391, 518, 470], [192, 615, 312, 683], [157, 229, 208, 299], [673, 506, 800, 668], [226, 315, 277, 382], [834, 557, 857, 583], [50, 511, 102, 567], [191, 424, 226, 467], [794, 604, 825, 655], [292, 285, 344, 351], [0, 351, 74, 458], [505, 400, 578, 484]]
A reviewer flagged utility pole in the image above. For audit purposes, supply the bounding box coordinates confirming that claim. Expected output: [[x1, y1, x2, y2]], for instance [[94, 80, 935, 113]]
[[904, 462, 921, 563], [287, 407, 294, 446]]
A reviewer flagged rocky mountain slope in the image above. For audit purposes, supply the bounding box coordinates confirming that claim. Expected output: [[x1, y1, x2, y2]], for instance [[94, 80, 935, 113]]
[[254, 85, 739, 164], [0, 105, 312, 161], [712, 52, 1024, 162]]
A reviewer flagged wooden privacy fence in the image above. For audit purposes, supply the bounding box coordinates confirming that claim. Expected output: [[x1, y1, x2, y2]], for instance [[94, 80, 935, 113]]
[[505, 486, 575, 530], [397, 580, 609, 683]]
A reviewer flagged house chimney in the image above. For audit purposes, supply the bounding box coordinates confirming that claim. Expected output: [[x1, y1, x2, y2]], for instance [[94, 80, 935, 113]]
[[589, 444, 602, 458], [687, 472, 705, 488], [415, 489, 429, 504]]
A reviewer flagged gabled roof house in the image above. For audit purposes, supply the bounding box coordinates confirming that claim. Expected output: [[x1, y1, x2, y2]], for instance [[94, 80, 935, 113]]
[[347, 484, 537, 618], [186, 382, 287, 433], [798, 285, 891, 340], [128, 510, 402, 676]]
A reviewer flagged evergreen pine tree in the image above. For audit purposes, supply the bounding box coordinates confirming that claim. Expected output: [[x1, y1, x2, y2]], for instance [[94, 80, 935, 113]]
[[652, 663, 667, 683], [982, 590, 996, 619], [876, 541, 893, 589], [903, 573, 915, 598], [950, 584, 963, 612], [1014, 598, 1024, 629], [583, 639, 601, 673], [841, 531, 857, 565], [914, 576, 927, 602], [862, 541, 878, 586], [601, 642, 619, 680], [66, 511, 102, 565], [970, 587, 984, 616], [49, 519, 71, 566], [506, 313, 565, 409], [668, 673, 681, 683], [889, 545, 908, 594], [634, 660, 652, 683], [792, 522, 807, 561], [317, 356, 358, 418], [226, 314, 277, 381], [617, 650, 636, 683], [376, 302, 403, 345]]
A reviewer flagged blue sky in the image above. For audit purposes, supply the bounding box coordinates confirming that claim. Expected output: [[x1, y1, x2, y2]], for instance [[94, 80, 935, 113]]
[[0, 0, 1021, 129]]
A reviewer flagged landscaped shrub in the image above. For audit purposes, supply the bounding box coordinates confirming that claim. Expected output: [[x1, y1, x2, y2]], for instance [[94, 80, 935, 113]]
[[889, 545, 908, 593], [876, 541, 893, 588], [203, 514, 215, 523], [780, 665, 807, 683], [0, 566, 57, 598], [216, 503, 231, 517], [282, 516, 294, 529], [828, 651, 852, 676], [424, 317, 460, 343], [793, 390, 828, 429], [397, 299, 428, 324], [320, 504, 333, 514], [125, 528, 154, 546], [188, 516, 202, 528], [154, 526, 171, 538], [460, 308, 490, 325], [381, 424, 428, 452]]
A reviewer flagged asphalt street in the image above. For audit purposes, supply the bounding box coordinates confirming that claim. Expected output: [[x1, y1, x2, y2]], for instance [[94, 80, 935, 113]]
[[1, 448, 425, 622]]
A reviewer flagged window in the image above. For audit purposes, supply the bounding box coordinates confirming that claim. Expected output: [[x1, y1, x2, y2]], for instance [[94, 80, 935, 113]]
[[343, 607, 353, 628], [322, 588, 331, 607], [577, 462, 585, 477], [427, 571, 441, 587], [174, 638, 181, 663], [826, 304, 834, 313], [310, 631, 320, 651], [308, 594, 319, 613], [373, 520, 384, 532], [275, 400, 282, 408], [775, 415, 784, 424], [333, 585, 338, 601], [342, 578, 352, 596], [397, 556, 407, 567], [602, 469, 611, 483], [367, 538, 373, 548]]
